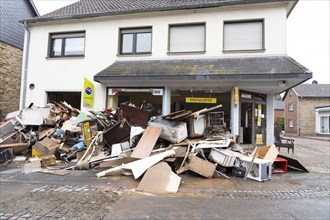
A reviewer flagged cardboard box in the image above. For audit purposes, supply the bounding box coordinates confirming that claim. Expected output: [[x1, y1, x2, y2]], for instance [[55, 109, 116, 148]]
[[252, 145, 278, 164], [32, 137, 59, 157], [40, 155, 56, 167]]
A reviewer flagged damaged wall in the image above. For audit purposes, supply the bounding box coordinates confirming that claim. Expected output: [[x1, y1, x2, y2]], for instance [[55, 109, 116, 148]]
[[0, 41, 23, 117]]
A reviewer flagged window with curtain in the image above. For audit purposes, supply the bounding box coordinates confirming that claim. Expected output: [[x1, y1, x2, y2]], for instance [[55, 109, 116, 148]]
[[49, 32, 85, 57], [169, 23, 205, 53], [289, 103, 294, 111], [120, 27, 152, 55], [320, 116, 330, 133], [223, 20, 264, 51], [289, 119, 294, 128]]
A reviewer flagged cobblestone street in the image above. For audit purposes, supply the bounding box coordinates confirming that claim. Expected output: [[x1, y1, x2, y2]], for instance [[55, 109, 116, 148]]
[[1, 136, 329, 219]]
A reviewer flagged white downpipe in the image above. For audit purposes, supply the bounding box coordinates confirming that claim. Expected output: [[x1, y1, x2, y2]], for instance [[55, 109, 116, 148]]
[[19, 22, 30, 110]]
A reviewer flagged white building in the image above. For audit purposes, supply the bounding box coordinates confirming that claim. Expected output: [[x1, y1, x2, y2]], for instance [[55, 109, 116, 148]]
[[20, 0, 312, 146]]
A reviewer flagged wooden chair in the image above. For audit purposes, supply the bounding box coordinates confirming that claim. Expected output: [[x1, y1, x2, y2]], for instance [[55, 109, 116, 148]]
[[274, 125, 294, 154]]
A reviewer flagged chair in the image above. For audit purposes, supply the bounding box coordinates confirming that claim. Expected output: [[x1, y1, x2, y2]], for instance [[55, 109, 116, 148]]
[[274, 125, 294, 154]]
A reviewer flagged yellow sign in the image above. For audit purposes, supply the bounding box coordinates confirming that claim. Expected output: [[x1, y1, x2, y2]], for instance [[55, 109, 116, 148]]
[[256, 134, 263, 145], [186, 97, 217, 104], [83, 77, 94, 107]]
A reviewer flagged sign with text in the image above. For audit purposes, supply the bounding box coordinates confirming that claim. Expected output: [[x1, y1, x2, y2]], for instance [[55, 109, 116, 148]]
[[185, 97, 217, 104]]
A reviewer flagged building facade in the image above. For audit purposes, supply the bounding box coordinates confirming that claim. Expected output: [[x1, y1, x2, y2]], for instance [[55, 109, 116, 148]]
[[283, 84, 330, 136], [0, 0, 38, 117], [21, 0, 312, 146]]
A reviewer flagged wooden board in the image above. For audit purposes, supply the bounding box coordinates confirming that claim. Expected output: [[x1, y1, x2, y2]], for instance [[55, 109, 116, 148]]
[[187, 156, 216, 179], [136, 162, 181, 194], [38, 169, 71, 176], [99, 157, 137, 168], [130, 126, 162, 159], [96, 149, 175, 178]]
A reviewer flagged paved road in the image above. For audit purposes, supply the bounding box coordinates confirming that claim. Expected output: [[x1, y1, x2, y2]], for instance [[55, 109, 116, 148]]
[[0, 137, 329, 219]]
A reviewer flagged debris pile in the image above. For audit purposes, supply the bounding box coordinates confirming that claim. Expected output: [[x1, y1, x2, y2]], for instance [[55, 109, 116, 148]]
[[1, 101, 289, 194]]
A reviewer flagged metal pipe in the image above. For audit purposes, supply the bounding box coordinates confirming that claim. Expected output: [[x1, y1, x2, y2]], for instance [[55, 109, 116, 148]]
[[19, 21, 31, 110]]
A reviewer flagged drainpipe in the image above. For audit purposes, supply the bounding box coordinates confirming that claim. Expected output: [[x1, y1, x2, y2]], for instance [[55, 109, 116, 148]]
[[19, 21, 31, 110]]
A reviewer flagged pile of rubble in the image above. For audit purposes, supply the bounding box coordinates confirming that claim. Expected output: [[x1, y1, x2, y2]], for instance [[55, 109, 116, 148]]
[[1, 102, 283, 194]]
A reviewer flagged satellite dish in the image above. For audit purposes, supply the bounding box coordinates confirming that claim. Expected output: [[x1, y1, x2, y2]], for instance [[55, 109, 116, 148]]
[[312, 80, 318, 84]]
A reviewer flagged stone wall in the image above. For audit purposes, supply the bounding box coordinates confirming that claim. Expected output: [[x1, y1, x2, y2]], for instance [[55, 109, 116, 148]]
[[299, 97, 330, 136], [0, 41, 23, 118]]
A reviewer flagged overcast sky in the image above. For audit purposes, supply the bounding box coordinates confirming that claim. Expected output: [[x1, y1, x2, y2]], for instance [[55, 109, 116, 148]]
[[33, 0, 330, 84]]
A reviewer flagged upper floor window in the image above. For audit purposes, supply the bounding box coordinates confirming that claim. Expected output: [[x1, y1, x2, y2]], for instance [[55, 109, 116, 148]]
[[289, 119, 294, 128], [49, 32, 85, 57], [169, 23, 205, 53], [223, 20, 264, 52], [289, 90, 293, 96], [119, 27, 152, 55], [289, 103, 294, 111]]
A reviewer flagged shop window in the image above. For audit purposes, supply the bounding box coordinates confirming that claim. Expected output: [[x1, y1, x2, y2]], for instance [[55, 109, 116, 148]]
[[119, 27, 152, 55], [169, 23, 205, 53], [223, 20, 264, 51], [289, 103, 294, 111], [320, 116, 330, 134], [49, 32, 85, 57], [289, 119, 294, 128]]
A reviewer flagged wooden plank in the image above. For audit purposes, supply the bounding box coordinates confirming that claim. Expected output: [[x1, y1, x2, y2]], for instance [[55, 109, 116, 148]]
[[170, 110, 192, 120], [0, 143, 28, 149], [38, 169, 71, 176], [97, 149, 175, 179], [130, 126, 162, 159], [99, 157, 137, 168], [187, 156, 216, 179], [163, 110, 186, 119], [136, 162, 181, 194]]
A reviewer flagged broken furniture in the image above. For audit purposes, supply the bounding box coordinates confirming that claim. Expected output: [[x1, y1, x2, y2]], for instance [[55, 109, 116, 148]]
[[272, 157, 288, 174], [274, 125, 294, 154], [148, 118, 187, 144], [237, 156, 272, 182]]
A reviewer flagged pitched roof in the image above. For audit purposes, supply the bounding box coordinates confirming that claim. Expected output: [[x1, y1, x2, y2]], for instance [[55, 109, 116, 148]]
[[94, 56, 311, 82], [24, 0, 297, 23], [274, 100, 285, 110], [0, 0, 38, 48], [293, 84, 330, 98]]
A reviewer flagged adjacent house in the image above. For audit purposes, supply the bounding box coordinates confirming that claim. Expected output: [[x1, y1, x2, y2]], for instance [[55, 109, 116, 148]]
[[0, 0, 38, 117], [274, 99, 285, 127], [20, 0, 312, 146], [283, 84, 330, 137]]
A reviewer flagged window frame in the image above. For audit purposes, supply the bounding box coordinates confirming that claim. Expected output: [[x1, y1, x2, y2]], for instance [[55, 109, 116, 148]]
[[320, 115, 330, 134], [119, 27, 152, 55], [289, 119, 294, 128], [289, 103, 294, 111], [48, 31, 86, 58], [168, 22, 206, 54], [223, 19, 265, 53]]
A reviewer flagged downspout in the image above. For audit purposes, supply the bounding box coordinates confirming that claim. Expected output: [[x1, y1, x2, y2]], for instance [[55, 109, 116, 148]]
[[19, 21, 31, 110]]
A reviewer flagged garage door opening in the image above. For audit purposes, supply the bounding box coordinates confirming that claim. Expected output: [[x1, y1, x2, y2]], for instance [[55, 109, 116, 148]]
[[47, 92, 81, 109]]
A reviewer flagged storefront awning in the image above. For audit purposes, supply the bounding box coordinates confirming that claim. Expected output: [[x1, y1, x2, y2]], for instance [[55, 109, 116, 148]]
[[94, 56, 312, 93]]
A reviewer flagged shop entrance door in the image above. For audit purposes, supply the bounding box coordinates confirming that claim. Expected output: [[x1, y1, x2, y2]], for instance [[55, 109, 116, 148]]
[[240, 93, 266, 146]]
